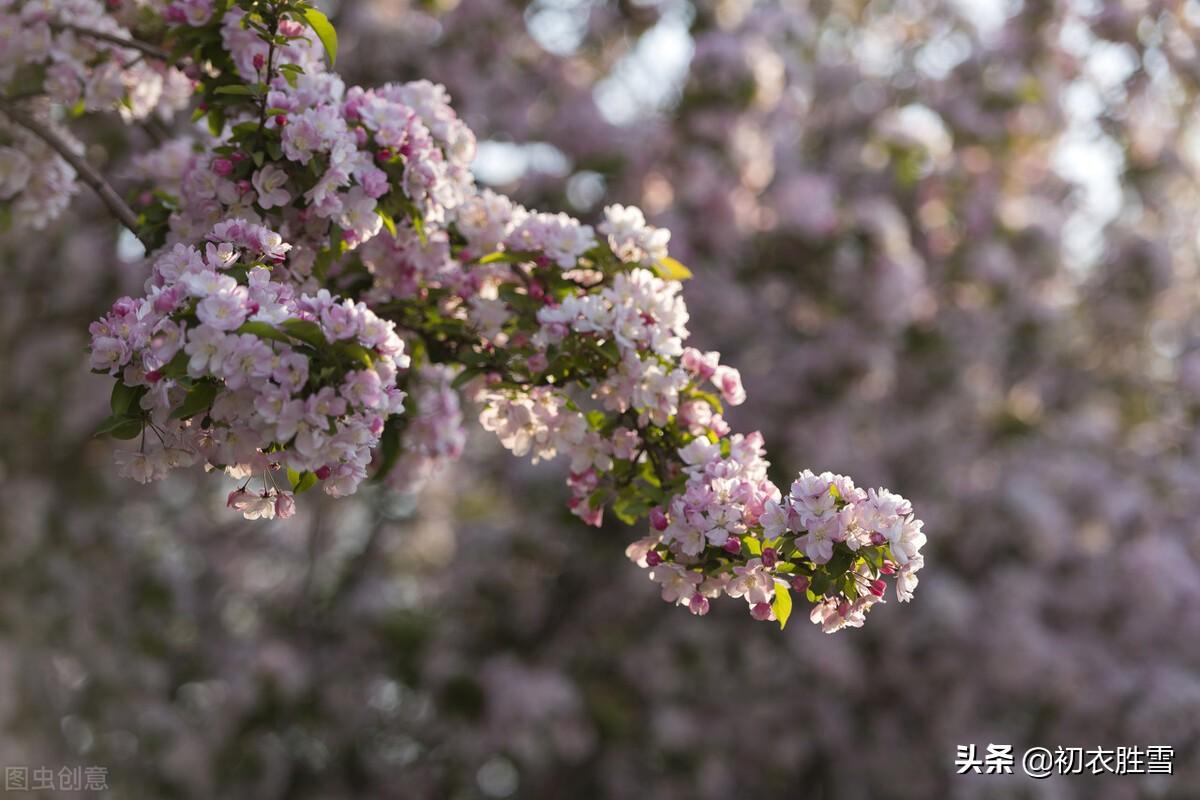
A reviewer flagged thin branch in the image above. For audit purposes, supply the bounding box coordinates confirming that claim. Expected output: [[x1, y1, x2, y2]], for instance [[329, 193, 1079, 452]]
[[0, 100, 148, 246], [56, 24, 171, 61]]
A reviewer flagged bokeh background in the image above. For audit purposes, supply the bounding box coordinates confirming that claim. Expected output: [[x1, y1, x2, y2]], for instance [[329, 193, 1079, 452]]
[[4, 0, 1200, 797]]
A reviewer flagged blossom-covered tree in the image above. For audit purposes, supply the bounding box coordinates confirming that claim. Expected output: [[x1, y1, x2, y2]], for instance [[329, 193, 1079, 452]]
[[5, 0, 1200, 797]]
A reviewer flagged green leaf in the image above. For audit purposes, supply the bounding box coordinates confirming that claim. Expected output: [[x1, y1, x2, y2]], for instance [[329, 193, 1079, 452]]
[[280, 319, 326, 348], [451, 366, 483, 390], [207, 107, 226, 137], [301, 7, 338, 66], [742, 536, 762, 556], [291, 469, 318, 494], [587, 488, 610, 510], [772, 583, 793, 630], [376, 208, 398, 238], [94, 414, 143, 439], [236, 320, 291, 344], [170, 380, 219, 421], [214, 84, 257, 96], [161, 351, 189, 379], [371, 417, 404, 483], [478, 251, 525, 265], [339, 342, 374, 368], [654, 256, 693, 282], [110, 382, 141, 416]]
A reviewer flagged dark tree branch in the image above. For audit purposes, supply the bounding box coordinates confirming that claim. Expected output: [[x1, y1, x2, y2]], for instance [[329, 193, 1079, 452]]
[[57, 24, 171, 61], [0, 100, 148, 247]]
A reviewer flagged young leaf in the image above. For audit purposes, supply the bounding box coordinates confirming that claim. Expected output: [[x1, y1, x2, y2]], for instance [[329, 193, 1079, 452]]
[[291, 470, 318, 493], [236, 320, 292, 344], [772, 582, 793, 630], [170, 380, 219, 420], [280, 319, 326, 347], [654, 256, 693, 282], [376, 208, 398, 238], [451, 366, 483, 390], [302, 7, 338, 66], [371, 416, 404, 483], [339, 342, 374, 368], [110, 382, 141, 416], [94, 414, 143, 439]]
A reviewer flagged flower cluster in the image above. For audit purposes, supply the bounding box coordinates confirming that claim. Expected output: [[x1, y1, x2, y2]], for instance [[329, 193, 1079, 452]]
[[0, 112, 77, 229], [627, 431, 925, 629], [89, 219, 409, 505], [383, 364, 466, 492]]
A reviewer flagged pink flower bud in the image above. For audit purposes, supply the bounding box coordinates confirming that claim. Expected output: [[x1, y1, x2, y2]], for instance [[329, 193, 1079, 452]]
[[145, 370, 162, 383], [274, 114, 288, 127], [791, 575, 810, 593], [275, 491, 296, 519], [709, 415, 731, 437], [761, 547, 778, 567], [226, 488, 248, 508], [869, 579, 886, 597], [751, 602, 772, 621], [212, 158, 233, 177], [837, 600, 850, 617], [688, 594, 710, 616], [376, 148, 393, 162], [645, 550, 662, 567], [723, 537, 742, 554], [870, 531, 887, 546], [314, 465, 332, 480], [253, 53, 265, 72], [880, 561, 896, 575], [648, 507, 669, 531]]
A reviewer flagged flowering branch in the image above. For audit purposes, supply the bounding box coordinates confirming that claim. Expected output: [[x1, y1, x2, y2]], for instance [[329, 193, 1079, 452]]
[[0, 99, 147, 245], [4, 0, 926, 631]]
